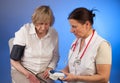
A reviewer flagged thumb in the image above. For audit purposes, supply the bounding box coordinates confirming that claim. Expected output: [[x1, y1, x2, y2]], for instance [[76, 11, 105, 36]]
[[63, 72, 69, 76]]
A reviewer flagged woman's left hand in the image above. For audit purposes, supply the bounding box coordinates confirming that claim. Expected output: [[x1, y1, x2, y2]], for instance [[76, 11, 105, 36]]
[[42, 67, 53, 79]]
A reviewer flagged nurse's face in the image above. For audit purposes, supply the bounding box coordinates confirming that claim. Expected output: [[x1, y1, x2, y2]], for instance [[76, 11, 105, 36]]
[[69, 19, 90, 38]]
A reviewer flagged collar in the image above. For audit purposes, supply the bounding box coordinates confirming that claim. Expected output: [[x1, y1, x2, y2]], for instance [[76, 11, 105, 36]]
[[80, 30, 96, 45]]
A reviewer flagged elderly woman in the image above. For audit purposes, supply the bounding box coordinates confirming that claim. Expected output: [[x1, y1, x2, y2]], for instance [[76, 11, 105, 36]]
[[10, 5, 59, 83]]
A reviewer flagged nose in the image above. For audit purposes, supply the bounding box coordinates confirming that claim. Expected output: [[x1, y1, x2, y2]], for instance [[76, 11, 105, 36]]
[[40, 24, 46, 30], [70, 27, 75, 33]]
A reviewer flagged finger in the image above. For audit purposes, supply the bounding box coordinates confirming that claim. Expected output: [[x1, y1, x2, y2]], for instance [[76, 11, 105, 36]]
[[62, 77, 68, 81], [43, 72, 49, 79], [63, 72, 69, 76]]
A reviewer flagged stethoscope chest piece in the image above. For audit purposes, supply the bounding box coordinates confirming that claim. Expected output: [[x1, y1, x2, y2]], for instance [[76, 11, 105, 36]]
[[73, 58, 81, 67]]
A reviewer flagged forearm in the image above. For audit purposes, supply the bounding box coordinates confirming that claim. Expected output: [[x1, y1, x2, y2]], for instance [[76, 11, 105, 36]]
[[10, 59, 30, 77], [48, 55, 59, 69], [11, 59, 40, 82], [63, 64, 111, 83], [75, 74, 108, 83], [75, 65, 111, 83], [48, 50, 59, 69]]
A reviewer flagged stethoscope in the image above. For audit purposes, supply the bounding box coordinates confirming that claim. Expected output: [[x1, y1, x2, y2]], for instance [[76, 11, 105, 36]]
[[67, 30, 95, 66]]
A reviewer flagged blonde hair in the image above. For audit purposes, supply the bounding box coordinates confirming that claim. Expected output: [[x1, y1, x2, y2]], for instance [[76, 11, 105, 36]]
[[32, 5, 54, 26]]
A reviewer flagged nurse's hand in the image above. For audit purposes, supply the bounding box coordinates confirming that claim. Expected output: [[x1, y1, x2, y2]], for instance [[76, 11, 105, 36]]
[[61, 72, 77, 82]]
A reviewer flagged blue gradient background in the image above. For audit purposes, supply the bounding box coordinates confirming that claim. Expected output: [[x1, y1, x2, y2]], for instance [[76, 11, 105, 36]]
[[0, 0, 120, 83]]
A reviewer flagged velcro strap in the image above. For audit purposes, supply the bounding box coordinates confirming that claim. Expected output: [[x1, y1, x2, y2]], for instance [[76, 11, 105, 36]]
[[10, 45, 25, 61]]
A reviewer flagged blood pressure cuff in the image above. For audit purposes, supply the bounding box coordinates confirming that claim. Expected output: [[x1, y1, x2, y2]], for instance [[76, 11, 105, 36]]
[[10, 45, 25, 61]]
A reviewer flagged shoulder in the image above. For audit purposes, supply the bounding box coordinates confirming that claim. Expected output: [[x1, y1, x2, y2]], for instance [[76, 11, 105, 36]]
[[94, 31, 110, 46], [96, 33, 111, 48], [96, 32, 111, 53], [98, 41, 111, 54], [21, 23, 33, 30], [96, 41, 112, 64], [14, 23, 34, 38], [99, 41, 111, 49], [17, 23, 34, 33]]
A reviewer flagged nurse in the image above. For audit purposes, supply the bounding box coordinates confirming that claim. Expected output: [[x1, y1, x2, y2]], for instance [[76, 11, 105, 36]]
[[61, 7, 112, 83]]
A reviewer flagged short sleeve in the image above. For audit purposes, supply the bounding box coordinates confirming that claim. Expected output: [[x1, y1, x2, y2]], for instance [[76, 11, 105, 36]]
[[96, 41, 112, 64], [13, 26, 26, 46]]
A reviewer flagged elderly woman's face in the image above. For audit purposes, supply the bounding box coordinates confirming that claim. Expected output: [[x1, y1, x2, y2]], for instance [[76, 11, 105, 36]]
[[69, 19, 90, 38], [35, 22, 50, 34]]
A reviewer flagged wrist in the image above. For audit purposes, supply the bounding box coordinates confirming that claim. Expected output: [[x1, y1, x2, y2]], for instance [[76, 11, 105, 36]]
[[25, 72, 30, 79], [25, 74, 30, 79], [24, 71, 32, 79], [74, 75, 78, 81]]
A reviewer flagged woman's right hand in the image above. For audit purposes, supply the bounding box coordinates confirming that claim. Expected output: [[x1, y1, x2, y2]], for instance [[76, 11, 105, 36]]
[[10, 60, 40, 83], [26, 72, 40, 83]]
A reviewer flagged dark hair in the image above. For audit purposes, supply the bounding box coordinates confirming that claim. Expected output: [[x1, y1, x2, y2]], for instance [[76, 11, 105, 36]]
[[68, 7, 96, 25]]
